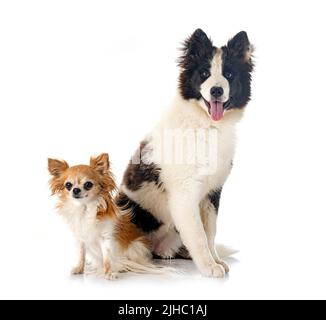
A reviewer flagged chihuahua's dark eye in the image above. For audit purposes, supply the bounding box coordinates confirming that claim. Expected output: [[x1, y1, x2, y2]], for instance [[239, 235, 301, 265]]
[[224, 71, 234, 80], [200, 70, 210, 79], [65, 182, 73, 191], [84, 181, 93, 191]]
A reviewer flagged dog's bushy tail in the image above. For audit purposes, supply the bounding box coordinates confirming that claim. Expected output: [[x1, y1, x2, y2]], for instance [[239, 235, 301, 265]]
[[216, 244, 238, 258]]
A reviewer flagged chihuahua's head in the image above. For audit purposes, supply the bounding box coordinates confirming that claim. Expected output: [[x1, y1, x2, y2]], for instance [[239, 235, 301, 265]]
[[48, 153, 116, 203]]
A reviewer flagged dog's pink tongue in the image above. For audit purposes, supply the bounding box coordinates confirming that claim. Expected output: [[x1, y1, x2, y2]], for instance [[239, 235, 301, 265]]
[[210, 101, 224, 121]]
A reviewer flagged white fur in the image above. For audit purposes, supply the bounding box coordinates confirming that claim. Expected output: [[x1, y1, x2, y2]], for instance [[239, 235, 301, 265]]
[[122, 92, 243, 277]]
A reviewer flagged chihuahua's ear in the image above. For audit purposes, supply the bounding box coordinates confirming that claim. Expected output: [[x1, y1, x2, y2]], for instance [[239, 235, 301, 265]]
[[90, 153, 110, 175], [48, 158, 69, 177]]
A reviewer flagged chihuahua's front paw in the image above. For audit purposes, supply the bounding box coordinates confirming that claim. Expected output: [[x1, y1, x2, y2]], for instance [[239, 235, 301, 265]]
[[200, 263, 226, 278], [71, 266, 84, 275], [104, 271, 118, 280]]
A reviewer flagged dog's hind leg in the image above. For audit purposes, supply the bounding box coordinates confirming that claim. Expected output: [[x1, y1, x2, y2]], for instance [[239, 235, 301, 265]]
[[153, 226, 183, 259]]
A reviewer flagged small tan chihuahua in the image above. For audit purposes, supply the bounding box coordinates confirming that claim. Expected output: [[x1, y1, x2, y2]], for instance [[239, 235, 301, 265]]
[[48, 153, 165, 279]]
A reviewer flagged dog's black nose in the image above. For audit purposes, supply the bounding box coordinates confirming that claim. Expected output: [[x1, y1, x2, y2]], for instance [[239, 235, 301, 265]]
[[73, 188, 81, 195], [210, 86, 224, 98]]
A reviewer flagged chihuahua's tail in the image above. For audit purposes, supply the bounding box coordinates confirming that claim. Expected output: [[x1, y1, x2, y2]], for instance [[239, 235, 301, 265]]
[[116, 236, 177, 275], [118, 258, 176, 275]]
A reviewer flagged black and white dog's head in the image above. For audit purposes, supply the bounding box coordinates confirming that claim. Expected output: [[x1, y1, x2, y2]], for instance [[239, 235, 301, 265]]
[[178, 29, 254, 121]]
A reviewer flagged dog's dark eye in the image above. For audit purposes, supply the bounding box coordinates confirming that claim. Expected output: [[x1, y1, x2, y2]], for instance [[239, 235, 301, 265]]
[[84, 181, 93, 191], [200, 70, 210, 79], [65, 182, 73, 191], [224, 71, 234, 80]]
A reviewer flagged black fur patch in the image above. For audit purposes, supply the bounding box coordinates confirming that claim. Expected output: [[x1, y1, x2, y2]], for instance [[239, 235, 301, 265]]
[[222, 31, 254, 109], [208, 188, 222, 213], [116, 193, 162, 233], [123, 140, 163, 191], [178, 28, 216, 100]]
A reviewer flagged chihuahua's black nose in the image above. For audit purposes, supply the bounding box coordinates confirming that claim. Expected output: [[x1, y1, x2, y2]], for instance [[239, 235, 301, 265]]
[[210, 86, 224, 98], [73, 188, 81, 195]]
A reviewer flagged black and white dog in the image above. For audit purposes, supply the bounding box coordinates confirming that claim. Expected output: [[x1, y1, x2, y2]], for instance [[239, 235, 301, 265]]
[[117, 29, 254, 277]]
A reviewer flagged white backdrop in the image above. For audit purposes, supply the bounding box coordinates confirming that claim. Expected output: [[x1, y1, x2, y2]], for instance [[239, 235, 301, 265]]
[[0, 0, 325, 300]]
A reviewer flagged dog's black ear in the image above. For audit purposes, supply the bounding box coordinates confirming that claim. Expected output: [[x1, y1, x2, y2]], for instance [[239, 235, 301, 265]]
[[227, 31, 253, 62], [179, 29, 214, 68]]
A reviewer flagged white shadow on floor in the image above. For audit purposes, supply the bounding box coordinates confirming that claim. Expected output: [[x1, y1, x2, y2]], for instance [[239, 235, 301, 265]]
[[70, 255, 239, 285]]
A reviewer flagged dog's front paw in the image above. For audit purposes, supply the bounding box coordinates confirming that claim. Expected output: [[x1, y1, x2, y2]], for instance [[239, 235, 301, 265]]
[[71, 266, 84, 275], [216, 259, 229, 273], [200, 263, 226, 278]]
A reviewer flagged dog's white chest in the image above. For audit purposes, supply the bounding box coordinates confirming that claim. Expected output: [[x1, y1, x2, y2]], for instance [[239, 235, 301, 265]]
[[202, 127, 235, 194]]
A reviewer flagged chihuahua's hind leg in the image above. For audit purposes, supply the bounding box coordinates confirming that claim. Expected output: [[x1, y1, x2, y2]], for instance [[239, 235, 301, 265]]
[[71, 242, 86, 275]]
